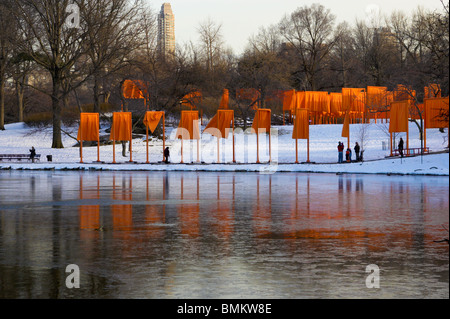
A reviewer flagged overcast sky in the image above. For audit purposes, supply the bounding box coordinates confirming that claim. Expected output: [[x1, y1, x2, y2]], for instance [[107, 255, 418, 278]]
[[149, 0, 446, 55]]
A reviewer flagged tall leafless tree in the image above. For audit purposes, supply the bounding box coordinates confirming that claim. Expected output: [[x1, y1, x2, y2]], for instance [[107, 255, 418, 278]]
[[197, 18, 224, 74], [82, 0, 145, 113], [279, 4, 338, 91], [0, 0, 17, 130], [12, 0, 90, 148]]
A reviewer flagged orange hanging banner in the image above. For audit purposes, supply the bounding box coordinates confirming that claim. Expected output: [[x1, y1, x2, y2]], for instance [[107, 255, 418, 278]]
[[252, 109, 271, 133], [205, 114, 218, 133], [295, 91, 305, 109], [341, 110, 350, 138], [181, 91, 202, 109], [292, 109, 309, 140], [143, 111, 165, 164], [424, 84, 442, 99], [204, 110, 234, 139], [425, 97, 449, 129], [320, 92, 330, 114], [110, 112, 132, 141], [122, 79, 147, 99], [329, 93, 342, 116], [219, 89, 230, 109], [367, 86, 388, 112], [389, 101, 410, 133], [304, 92, 316, 112], [77, 113, 101, 163], [237, 88, 261, 110], [342, 88, 365, 112], [77, 113, 99, 142], [252, 109, 272, 163], [143, 111, 163, 133], [283, 90, 296, 111], [304, 91, 329, 113], [177, 110, 200, 140], [394, 84, 416, 102]]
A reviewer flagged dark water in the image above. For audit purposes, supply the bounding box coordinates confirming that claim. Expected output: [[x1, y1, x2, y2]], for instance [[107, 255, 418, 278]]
[[0, 171, 448, 299]]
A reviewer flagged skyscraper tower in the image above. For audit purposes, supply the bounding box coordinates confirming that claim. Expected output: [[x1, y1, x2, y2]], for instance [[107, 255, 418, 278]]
[[158, 3, 175, 57]]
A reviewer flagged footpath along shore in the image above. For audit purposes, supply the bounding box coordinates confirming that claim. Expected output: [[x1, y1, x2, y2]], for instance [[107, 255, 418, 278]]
[[1, 122, 448, 176], [1, 151, 448, 176]]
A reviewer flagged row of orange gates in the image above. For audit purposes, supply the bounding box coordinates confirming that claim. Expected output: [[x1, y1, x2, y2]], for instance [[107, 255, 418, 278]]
[[76, 81, 449, 164]]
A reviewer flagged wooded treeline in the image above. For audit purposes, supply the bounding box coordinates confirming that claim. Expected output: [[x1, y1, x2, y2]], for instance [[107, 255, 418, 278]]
[[0, 0, 448, 148]]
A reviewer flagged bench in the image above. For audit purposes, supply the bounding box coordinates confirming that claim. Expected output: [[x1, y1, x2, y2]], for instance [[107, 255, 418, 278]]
[[393, 147, 429, 157], [0, 154, 41, 162]]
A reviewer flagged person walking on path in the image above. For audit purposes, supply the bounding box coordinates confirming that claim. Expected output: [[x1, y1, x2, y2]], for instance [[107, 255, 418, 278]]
[[337, 142, 344, 163], [29, 146, 36, 163], [164, 147, 170, 164], [354, 142, 360, 162], [398, 138, 404, 158]]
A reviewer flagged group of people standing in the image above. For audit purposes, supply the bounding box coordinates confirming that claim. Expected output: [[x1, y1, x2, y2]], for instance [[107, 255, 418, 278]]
[[337, 137, 405, 163], [337, 141, 361, 163]]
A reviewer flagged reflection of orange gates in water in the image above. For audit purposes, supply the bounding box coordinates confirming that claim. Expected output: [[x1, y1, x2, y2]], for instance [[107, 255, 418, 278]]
[[213, 176, 234, 239], [179, 175, 200, 237], [252, 175, 272, 237], [177, 174, 235, 240], [145, 175, 166, 238], [74, 173, 438, 251], [79, 175, 100, 239], [112, 176, 133, 236]]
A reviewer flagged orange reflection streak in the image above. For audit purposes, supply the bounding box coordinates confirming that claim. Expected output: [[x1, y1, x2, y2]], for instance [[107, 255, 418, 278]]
[[179, 175, 200, 237], [144, 175, 166, 239], [79, 175, 101, 239], [253, 175, 272, 237], [112, 176, 133, 237], [281, 176, 382, 247], [212, 176, 234, 240], [80, 173, 445, 254]]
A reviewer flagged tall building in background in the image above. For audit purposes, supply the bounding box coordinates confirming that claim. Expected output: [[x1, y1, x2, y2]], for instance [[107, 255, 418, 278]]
[[158, 3, 175, 57]]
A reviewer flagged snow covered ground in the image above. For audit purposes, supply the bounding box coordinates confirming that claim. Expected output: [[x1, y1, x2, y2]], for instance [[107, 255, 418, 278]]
[[0, 120, 448, 176]]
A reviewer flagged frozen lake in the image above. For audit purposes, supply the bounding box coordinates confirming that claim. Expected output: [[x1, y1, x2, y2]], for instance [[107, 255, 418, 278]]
[[0, 171, 448, 298]]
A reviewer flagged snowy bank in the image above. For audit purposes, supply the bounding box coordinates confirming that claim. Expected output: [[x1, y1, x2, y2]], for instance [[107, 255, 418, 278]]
[[0, 121, 448, 176]]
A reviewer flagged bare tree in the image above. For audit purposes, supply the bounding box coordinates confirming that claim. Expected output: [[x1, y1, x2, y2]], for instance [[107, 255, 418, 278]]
[[197, 18, 224, 74], [247, 24, 281, 55], [11, 53, 35, 122], [357, 121, 376, 161], [197, 18, 232, 94], [237, 49, 288, 110], [329, 22, 358, 88], [419, 3, 449, 95], [83, 0, 145, 113], [12, 0, 90, 148], [0, 0, 17, 130], [279, 4, 338, 91], [352, 19, 375, 86]]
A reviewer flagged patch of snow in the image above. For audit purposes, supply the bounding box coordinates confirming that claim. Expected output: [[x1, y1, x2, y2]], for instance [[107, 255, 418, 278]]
[[0, 121, 448, 176]]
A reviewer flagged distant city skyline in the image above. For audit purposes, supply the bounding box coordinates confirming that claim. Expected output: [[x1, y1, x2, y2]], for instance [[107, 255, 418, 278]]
[[150, 0, 445, 55]]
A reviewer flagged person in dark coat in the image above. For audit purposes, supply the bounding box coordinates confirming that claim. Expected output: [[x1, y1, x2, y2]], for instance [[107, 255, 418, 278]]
[[354, 142, 360, 162], [29, 146, 36, 163], [164, 147, 170, 164], [398, 138, 404, 158]]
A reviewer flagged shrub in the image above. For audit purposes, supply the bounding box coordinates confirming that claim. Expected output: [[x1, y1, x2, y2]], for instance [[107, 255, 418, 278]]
[[24, 103, 118, 127], [24, 112, 53, 127]]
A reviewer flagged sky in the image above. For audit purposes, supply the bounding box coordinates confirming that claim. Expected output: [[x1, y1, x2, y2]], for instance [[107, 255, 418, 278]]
[[148, 0, 446, 55]]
